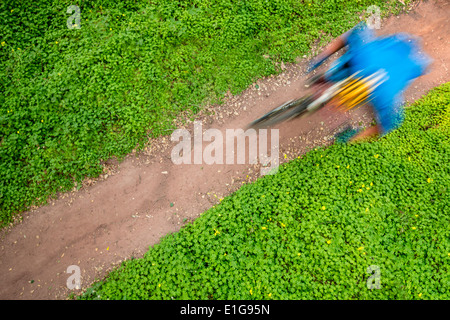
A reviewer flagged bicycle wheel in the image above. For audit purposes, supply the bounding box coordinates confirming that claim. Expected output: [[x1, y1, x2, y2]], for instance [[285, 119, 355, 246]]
[[247, 96, 313, 129]]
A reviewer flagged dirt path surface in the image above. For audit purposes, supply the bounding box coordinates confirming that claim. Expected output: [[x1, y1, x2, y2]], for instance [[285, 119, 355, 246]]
[[1, 0, 449, 300]]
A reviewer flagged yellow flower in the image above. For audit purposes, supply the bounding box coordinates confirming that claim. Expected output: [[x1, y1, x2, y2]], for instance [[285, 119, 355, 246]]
[[158, 283, 161, 288], [1, 41, 5, 46], [336, 165, 340, 168], [374, 154, 379, 158], [370, 182, 373, 186], [321, 206, 326, 210], [268, 293, 272, 297], [366, 187, 370, 190], [415, 215, 418, 217], [362, 184, 365, 188], [365, 208, 369, 212], [261, 227, 267, 230], [41, 120, 43, 122], [418, 293, 422, 298], [358, 246, 364, 251], [297, 253, 301, 256], [17, 131, 19, 134], [284, 154, 287, 159], [250, 289, 253, 295], [346, 165, 350, 169], [326, 240, 331, 244], [280, 223, 286, 227], [55, 41, 58, 44], [427, 178, 432, 183], [349, 181, 353, 184], [214, 228, 220, 236], [110, 28, 112, 31], [412, 227, 416, 230], [357, 189, 362, 192], [11, 9, 14, 13]]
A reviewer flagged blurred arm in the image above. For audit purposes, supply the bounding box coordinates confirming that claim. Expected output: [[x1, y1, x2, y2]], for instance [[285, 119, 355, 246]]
[[315, 31, 350, 63]]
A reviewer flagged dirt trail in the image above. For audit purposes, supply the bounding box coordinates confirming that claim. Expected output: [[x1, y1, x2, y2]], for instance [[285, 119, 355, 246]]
[[0, 0, 449, 300]]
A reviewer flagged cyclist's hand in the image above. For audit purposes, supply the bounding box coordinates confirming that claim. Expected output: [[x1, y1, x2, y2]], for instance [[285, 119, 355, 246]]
[[306, 56, 326, 74]]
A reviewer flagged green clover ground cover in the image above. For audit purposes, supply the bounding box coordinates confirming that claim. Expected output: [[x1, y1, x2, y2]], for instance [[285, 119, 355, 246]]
[[0, 0, 410, 226], [79, 83, 450, 300]]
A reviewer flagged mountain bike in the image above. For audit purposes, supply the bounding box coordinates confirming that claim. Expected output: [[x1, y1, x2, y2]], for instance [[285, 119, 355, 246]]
[[246, 69, 388, 130]]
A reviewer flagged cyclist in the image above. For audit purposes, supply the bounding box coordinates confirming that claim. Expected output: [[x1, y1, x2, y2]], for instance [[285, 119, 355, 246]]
[[306, 21, 432, 142]]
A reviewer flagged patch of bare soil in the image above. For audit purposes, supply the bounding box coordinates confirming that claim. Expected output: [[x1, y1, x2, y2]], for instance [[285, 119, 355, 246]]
[[0, 0, 448, 300]]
